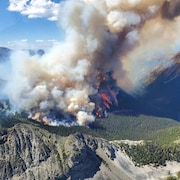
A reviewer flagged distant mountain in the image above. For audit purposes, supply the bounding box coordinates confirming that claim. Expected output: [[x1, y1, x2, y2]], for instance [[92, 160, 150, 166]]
[[137, 52, 180, 121], [0, 47, 45, 93], [28, 49, 45, 56], [114, 52, 180, 121], [0, 47, 45, 62], [0, 47, 11, 62]]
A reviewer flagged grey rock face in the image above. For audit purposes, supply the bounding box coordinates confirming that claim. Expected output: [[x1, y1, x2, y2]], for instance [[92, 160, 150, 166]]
[[0, 124, 123, 180]]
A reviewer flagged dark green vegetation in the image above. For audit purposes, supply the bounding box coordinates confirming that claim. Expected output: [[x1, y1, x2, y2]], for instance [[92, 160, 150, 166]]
[[43, 113, 180, 147], [94, 114, 180, 144], [118, 142, 180, 167], [0, 113, 179, 145]]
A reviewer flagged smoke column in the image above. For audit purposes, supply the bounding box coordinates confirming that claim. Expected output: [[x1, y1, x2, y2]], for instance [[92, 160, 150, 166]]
[[2, 0, 180, 126]]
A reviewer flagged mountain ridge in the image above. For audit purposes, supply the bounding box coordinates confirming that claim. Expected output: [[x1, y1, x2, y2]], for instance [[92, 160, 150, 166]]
[[138, 52, 180, 121], [0, 123, 129, 180], [0, 122, 179, 180]]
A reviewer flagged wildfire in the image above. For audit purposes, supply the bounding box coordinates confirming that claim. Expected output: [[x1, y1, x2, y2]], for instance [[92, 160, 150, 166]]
[[2, 0, 180, 127], [90, 70, 119, 118], [101, 92, 112, 105], [94, 106, 108, 118]]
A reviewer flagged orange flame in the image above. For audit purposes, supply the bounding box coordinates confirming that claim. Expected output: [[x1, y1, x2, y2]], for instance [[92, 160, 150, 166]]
[[101, 92, 112, 105], [96, 111, 102, 118]]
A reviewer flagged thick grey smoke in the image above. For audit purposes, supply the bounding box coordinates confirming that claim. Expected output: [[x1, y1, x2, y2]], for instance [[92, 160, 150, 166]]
[[2, 0, 180, 125], [161, 0, 180, 19]]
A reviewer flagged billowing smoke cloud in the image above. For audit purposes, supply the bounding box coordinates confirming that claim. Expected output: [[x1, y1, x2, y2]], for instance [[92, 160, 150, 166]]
[[2, 0, 180, 126], [161, 0, 180, 19]]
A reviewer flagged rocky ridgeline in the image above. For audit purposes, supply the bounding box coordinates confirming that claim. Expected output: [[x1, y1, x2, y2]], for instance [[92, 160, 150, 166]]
[[0, 123, 124, 180]]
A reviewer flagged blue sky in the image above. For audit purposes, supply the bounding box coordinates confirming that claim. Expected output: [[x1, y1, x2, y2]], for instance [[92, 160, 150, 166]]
[[0, 0, 64, 49]]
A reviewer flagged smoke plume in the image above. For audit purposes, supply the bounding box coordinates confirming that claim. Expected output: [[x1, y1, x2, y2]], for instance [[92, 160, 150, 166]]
[[1, 0, 180, 126]]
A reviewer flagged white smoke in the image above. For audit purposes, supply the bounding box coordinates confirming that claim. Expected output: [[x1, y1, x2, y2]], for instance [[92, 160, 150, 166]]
[[2, 0, 180, 125]]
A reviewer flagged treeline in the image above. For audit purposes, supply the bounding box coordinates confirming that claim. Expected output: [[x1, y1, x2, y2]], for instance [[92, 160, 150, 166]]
[[0, 113, 179, 145], [95, 113, 180, 141], [118, 142, 180, 167]]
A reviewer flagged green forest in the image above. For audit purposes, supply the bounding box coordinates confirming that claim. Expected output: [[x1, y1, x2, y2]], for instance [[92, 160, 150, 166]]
[[0, 112, 180, 144], [118, 141, 180, 167]]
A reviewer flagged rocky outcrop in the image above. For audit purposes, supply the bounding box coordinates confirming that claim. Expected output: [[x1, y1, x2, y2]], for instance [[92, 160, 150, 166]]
[[0, 123, 128, 180], [0, 123, 180, 180]]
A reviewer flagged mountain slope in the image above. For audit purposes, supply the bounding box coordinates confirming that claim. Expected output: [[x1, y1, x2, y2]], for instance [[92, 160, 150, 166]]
[[0, 123, 179, 180], [0, 123, 130, 180], [137, 52, 180, 120]]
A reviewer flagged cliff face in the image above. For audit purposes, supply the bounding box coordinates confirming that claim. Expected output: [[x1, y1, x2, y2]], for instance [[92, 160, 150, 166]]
[[0, 123, 129, 180]]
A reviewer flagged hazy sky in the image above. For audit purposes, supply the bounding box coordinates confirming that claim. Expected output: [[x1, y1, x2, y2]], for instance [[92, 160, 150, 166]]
[[0, 0, 64, 49]]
